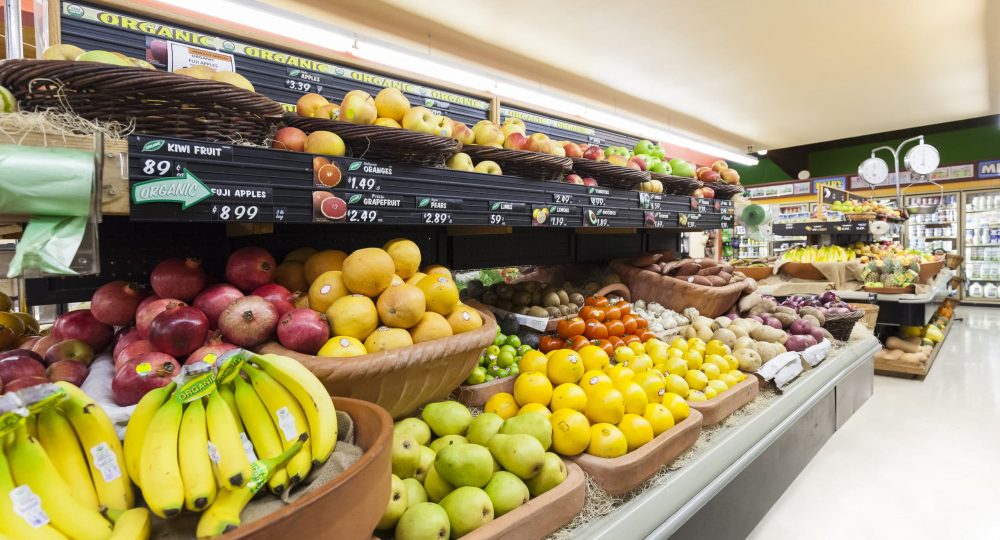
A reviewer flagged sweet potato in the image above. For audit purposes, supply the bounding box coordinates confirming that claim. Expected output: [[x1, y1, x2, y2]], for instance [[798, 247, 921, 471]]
[[705, 275, 726, 287], [717, 271, 733, 284], [886, 336, 920, 353], [694, 258, 717, 268], [674, 263, 701, 277], [687, 275, 712, 287], [697, 266, 724, 276], [631, 253, 662, 267]]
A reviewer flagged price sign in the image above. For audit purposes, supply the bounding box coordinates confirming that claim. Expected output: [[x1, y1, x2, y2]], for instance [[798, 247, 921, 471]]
[[585, 209, 610, 227], [589, 196, 607, 206], [284, 79, 314, 93], [488, 213, 506, 226], [139, 158, 185, 177], [553, 193, 573, 204], [549, 215, 568, 226], [344, 176, 380, 191], [422, 212, 453, 224], [212, 204, 259, 221], [347, 209, 380, 223]]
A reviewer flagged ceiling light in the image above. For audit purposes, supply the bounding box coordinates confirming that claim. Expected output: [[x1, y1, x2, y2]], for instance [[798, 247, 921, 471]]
[[353, 43, 496, 92], [493, 83, 586, 117], [757, 149, 768, 156]]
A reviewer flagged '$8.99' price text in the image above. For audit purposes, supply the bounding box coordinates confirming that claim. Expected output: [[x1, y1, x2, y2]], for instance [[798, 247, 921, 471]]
[[213, 205, 259, 221]]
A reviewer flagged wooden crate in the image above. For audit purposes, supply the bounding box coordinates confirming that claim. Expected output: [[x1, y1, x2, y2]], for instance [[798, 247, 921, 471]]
[[688, 376, 759, 426]]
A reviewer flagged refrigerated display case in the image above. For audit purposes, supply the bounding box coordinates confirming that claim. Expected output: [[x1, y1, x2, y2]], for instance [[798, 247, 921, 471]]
[[963, 189, 1000, 303], [905, 193, 959, 253], [733, 225, 769, 258], [770, 202, 811, 256]]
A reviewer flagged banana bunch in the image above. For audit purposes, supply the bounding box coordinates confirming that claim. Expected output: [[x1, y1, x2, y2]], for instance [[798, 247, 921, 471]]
[[781, 245, 852, 263], [0, 384, 146, 540]]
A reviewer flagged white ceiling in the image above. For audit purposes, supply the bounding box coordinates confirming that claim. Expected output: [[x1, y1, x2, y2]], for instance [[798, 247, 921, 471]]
[[274, 0, 1000, 151]]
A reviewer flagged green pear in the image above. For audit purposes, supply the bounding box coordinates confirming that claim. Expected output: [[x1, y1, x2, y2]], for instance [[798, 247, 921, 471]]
[[423, 463, 455, 502], [524, 452, 567, 497], [435, 443, 494, 488], [488, 433, 545, 480], [414, 445, 436, 483], [396, 502, 450, 540], [483, 471, 530, 516], [439, 486, 494, 538], [500, 412, 552, 450], [429, 434, 468, 454], [392, 433, 421, 479], [376, 474, 408, 530], [467, 413, 505, 446], [395, 417, 432, 446], [422, 401, 473, 437], [402, 477, 428, 507]]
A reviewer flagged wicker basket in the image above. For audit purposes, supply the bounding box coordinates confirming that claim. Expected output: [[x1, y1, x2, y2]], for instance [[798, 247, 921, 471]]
[[610, 260, 747, 317], [258, 308, 497, 419], [848, 303, 880, 330], [649, 173, 702, 195], [570, 157, 650, 189], [282, 113, 460, 166], [0, 59, 283, 143], [779, 262, 826, 281], [844, 212, 876, 221], [863, 285, 915, 294], [822, 310, 865, 341], [462, 145, 572, 180], [733, 266, 772, 281], [709, 183, 745, 200]]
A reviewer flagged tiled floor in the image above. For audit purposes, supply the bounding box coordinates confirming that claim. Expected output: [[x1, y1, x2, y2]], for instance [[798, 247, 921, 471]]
[[748, 306, 1000, 540]]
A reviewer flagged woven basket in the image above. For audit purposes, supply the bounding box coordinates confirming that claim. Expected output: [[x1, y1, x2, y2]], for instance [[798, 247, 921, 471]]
[[710, 183, 745, 200], [779, 262, 826, 281], [0, 59, 282, 143], [848, 303, 880, 330], [649, 173, 702, 195], [822, 310, 864, 341], [844, 212, 876, 221], [570, 157, 649, 189], [610, 260, 747, 317], [258, 308, 496, 419], [462, 145, 572, 180], [733, 266, 772, 281], [282, 113, 460, 166]]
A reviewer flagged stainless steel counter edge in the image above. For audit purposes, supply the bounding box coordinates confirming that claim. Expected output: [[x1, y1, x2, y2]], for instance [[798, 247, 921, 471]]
[[573, 335, 882, 540]]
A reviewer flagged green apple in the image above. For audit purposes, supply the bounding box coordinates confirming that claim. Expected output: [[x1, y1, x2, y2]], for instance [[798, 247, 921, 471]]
[[473, 160, 503, 175], [633, 139, 656, 156], [649, 161, 671, 174], [445, 152, 475, 172], [649, 145, 666, 160], [376, 474, 408, 529]]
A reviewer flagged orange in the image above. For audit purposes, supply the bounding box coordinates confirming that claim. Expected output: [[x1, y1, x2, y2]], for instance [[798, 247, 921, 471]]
[[617, 414, 654, 452], [586, 423, 627, 458], [363, 326, 413, 352], [342, 247, 396, 297], [408, 312, 453, 343], [308, 270, 348, 313], [376, 283, 426, 328], [584, 387, 624, 425], [304, 249, 347, 283], [550, 409, 590, 456], [447, 304, 484, 334], [405, 272, 427, 286], [485, 392, 519, 420], [518, 350, 548, 374], [547, 349, 584, 385], [577, 345, 610, 372], [513, 372, 553, 406], [417, 275, 460, 315], [423, 265, 452, 279], [317, 336, 367, 358], [549, 383, 587, 413], [326, 294, 379, 341], [517, 403, 552, 417], [383, 238, 421, 278], [643, 403, 675, 435]]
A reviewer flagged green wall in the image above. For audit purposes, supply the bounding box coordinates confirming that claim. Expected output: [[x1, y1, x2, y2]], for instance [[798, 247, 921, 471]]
[[732, 158, 789, 185]]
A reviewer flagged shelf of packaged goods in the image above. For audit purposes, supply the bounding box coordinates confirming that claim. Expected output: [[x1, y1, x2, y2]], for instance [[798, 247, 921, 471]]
[[961, 295, 1000, 304], [911, 235, 957, 239], [570, 336, 881, 540], [965, 258, 1000, 263], [967, 278, 1000, 282], [965, 208, 1000, 214], [910, 221, 956, 226]]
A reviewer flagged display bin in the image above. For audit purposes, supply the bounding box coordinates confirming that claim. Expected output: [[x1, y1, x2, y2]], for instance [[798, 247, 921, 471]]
[[610, 260, 746, 317], [455, 375, 516, 407], [733, 266, 772, 281], [688, 377, 759, 426]]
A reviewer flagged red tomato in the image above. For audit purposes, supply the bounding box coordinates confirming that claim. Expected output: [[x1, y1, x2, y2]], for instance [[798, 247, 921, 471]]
[[635, 317, 649, 330], [607, 336, 624, 349], [606, 319, 625, 337], [604, 305, 622, 321], [591, 338, 614, 356], [583, 319, 609, 340], [622, 334, 641, 346], [579, 306, 605, 322], [618, 302, 632, 316], [557, 317, 586, 339], [638, 330, 657, 342], [539, 336, 566, 353], [585, 295, 609, 308], [621, 315, 638, 335], [566, 335, 589, 351]]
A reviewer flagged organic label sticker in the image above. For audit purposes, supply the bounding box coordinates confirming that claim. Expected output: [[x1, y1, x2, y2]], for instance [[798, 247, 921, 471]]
[[339, 338, 351, 347], [321, 285, 331, 294], [215, 350, 248, 385], [275, 407, 298, 442], [589, 376, 599, 385], [90, 442, 122, 482], [207, 441, 221, 464], [202, 353, 218, 366], [246, 460, 268, 494], [135, 362, 152, 375], [9, 485, 49, 528], [175, 370, 217, 404], [569, 355, 577, 364], [438, 277, 447, 283], [240, 432, 258, 463], [462, 311, 471, 321], [658, 388, 666, 396]]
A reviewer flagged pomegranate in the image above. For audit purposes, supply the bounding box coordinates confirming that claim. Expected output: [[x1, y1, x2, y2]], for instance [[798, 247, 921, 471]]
[[115, 340, 159, 371], [137, 294, 161, 313], [0, 352, 46, 383], [47, 360, 89, 386], [150, 257, 208, 302], [113, 327, 142, 360], [112, 352, 180, 406], [185, 340, 238, 366], [218, 295, 278, 347], [51, 309, 114, 353], [225, 247, 276, 292], [252, 283, 297, 317], [277, 308, 330, 354], [4, 376, 49, 393], [149, 306, 209, 357], [193, 284, 244, 329], [91, 281, 147, 326], [43, 340, 95, 367], [136, 298, 186, 339]]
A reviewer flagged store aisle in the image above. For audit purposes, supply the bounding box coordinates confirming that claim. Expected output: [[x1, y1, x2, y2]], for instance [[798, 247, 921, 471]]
[[748, 306, 1000, 540]]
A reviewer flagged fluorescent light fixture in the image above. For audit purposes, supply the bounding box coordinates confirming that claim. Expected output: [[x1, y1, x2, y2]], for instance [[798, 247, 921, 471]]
[[757, 149, 768, 156], [493, 83, 586, 117], [353, 43, 496, 92]]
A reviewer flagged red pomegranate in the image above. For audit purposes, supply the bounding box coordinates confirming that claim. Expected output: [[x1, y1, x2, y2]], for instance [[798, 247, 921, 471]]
[[112, 327, 142, 361], [252, 283, 297, 317], [225, 247, 276, 292], [91, 281, 147, 326], [112, 352, 180, 406], [51, 309, 114, 353], [115, 340, 159, 372], [277, 308, 330, 354], [149, 306, 209, 357], [47, 360, 89, 386], [193, 284, 244, 329], [185, 340, 238, 366], [136, 298, 185, 339], [218, 295, 278, 347], [150, 257, 208, 302]]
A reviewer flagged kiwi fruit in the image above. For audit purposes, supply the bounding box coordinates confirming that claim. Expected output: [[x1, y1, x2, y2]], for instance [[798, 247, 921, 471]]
[[516, 306, 530, 315], [559, 305, 574, 316], [556, 290, 569, 305], [511, 291, 532, 307], [530, 290, 543, 306], [567, 302, 579, 313], [569, 293, 585, 306], [496, 299, 514, 311], [542, 291, 561, 307], [527, 306, 549, 317], [523, 281, 540, 293], [496, 284, 514, 300], [482, 291, 498, 305], [545, 306, 562, 317]]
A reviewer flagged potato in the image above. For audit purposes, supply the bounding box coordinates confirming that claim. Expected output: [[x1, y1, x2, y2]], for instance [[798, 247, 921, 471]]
[[899, 352, 928, 364], [801, 314, 821, 327], [737, 292, 763, 314], [773, 306, 797, 316], [714, 316, 732, 329], [693, 323, 713, 342], [712, 328, 738, 348], [886, 336, 920, 353], [743, 277, 758, 292], [750, 325, 786, 343], [733, 336, 756, 351], [798, 307, 826, 326], [733, 348, 762, 372], [754, 342, 780, 362], [772, 312, 796, 329]]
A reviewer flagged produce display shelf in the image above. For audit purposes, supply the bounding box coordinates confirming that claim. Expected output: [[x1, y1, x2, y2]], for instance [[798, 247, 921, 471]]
[[875, 319, 955, 378], [570, 336, 881, 540], [772, 220, 872, 236]]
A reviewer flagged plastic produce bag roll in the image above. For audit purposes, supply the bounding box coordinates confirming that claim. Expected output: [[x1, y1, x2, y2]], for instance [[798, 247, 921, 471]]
[[0, 144, 93, 277]]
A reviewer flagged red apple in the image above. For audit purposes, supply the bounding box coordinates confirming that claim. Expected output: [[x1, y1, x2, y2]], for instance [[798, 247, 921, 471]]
[[582, 177, 598, 187], [30, 334, 56, 356], [43, 339, 95, 367], [628, 156, 647, 171], [51, 309, 113, 353], [692, 188, 705, 198], [47, 360, 89, 386], [525, 133, 552, 154], [701, 186, 716, 198], [503, 132, 528, 151], [695, 166, 712, 178], [582, 146, 604, 161], [112, 352, 180, 406], [563, 142, 583, 158], [698, 169, 721, 183], [0, 352, 46, 383], [565, 174, 585, 185], [4, 376, 49, 393], [112, 327, 142, 362], [711, 159, 729, 173], [272, 127, 307, 152]]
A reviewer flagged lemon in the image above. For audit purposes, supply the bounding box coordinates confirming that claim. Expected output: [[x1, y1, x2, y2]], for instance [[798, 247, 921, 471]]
[[644, 339, 668, 364], [613, 346, 635, 365], [683, 349, 704, 370], [664, 374, 690, 398], [513, 372, 554, 406], [485, 392, 519, 419], [705, 339, 730, 357], [550, 383, 588, 413], [661, 392, 690, 421], [518, 403, 552, 417], [643, 403, 675, 435], [703, 386, 718, 399], [605, 364, 634, 387], [550, 409, 590, 456], [705, 354, 730, 372], [664, 357, 688, 377], [519, 350, 548, 374], [684, 369, 709, 391], [668, 347, 685, 360], [629, 354, 653, 373], [729, 369, 748, 381], [577, 345, 611, 372], [587, 423, 627, 458], [702, 363, 722, 381], [725, 355, 740, 371], [617, 414, 654, 452], [317, 336, 367, 358], [579, 370, 614, 396], [686, 338, 706, 353], [618, 382, 649, 415], [634, 371, 666, 403], [707, 380, 729, 395], [687, 390, 708, 402], [669, 337, 689, 352], [718, 373, 740, 388], [547, 349, 584, 385], [627, 342, 645, 356], [584, 387, 625, 425]]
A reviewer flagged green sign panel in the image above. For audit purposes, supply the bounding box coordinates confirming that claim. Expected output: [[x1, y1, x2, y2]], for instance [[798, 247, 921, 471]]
[[131, 169, 212, 210]]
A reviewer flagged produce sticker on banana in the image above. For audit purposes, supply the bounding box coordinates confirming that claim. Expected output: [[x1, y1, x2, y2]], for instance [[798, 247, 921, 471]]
[[175, 363, 217, 404], [213, 349, 251, 384]]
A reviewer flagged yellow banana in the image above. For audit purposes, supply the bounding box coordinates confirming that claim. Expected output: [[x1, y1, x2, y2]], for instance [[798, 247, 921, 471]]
[[196, 434, 306, 539], [179, 399, 217, 512], [0, 432, 67, 540], [232, 376, 289, 495], [123, 382, 175, 487], [5, 426, 113, 540], [217, 383, 258, 466], [36, 408, 100, 509], [138, 397, 184, 519], [243, 365, 312, 485], [256, 353, 338, 465], [56, 382, 134, 511], [107, 508, 150, 540], [205, 390, 251, 489]]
